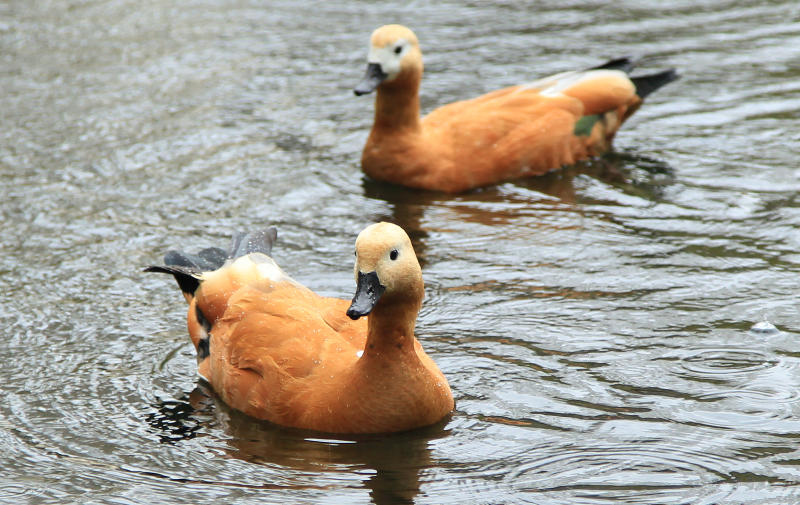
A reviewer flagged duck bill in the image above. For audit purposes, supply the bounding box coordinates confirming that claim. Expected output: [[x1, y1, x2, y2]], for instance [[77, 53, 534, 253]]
[[353, 63, 388, 96], [346, 271, 386, 320]]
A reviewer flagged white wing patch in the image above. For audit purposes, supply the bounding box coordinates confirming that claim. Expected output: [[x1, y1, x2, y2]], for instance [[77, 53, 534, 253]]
[[250, 254, 289, 282], [519, 69, 628, 98], [518, 70, 576, 92], [220, 253, 287, 283], [201, 252, 299, 291]]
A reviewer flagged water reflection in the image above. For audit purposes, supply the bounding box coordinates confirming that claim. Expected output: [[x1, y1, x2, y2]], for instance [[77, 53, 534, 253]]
[[515, 151, 677, 205], [145, 395, 204, 445], [146, 385, 451, 505], [360, 151, 676, 272], [363, 150, 676, 218]]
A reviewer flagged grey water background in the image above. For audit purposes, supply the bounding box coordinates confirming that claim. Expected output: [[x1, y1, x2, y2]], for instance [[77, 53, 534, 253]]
[[2, 1, 800, 503]]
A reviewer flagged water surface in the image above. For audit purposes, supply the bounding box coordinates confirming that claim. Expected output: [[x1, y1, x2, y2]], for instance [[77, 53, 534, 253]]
[[2, 1, 800, 504]]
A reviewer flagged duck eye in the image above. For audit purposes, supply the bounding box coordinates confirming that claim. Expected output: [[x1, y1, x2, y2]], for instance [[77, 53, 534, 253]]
[[390, 249, 399, 260], [394, 45, 402, 55]]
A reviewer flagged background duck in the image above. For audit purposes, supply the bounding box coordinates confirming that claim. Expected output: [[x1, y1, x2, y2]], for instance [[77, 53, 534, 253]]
[[146, 223, 454, 434], [355, 24, 677, 193]]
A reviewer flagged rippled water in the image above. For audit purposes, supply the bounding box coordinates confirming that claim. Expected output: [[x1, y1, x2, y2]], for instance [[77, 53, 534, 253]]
[[2, 1, 800, 503]]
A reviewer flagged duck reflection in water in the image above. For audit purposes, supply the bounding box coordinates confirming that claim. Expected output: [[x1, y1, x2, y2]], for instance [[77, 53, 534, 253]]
[[362, 150, 676, 234], [147, 386, 450, 505]]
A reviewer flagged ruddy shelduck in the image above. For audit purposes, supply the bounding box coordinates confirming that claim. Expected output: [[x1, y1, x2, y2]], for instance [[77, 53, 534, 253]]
[[146, 223, 454, 433], [354, 24, 678, 193]]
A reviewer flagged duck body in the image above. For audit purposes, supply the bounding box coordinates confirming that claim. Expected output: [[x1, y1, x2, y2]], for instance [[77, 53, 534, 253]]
[[355, 25, 678, 193], [146, 225, 453, 433]]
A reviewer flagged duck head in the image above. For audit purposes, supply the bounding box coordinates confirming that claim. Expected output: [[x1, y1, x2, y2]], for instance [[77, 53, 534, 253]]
[[347, 222, 423, 320], [354, 24, 423, 96]]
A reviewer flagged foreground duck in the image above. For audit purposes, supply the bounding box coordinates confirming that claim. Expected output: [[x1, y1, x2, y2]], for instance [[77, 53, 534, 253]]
[[145, 223, 453, 433], [354, 24, 678, 193]]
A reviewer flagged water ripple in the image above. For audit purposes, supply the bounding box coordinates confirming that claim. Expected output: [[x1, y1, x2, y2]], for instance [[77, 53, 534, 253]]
[[4, 0, 800, 503], [678, 347, 778, 377]]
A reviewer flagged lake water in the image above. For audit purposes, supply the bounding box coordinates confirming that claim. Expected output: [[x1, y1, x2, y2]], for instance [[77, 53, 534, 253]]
[[2, 1, 800, 504]]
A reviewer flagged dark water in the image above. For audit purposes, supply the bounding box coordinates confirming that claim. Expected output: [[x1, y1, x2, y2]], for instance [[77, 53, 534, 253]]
[[2, 1, 800, 503]]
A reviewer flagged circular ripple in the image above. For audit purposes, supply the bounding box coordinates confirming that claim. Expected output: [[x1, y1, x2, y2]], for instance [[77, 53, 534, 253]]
[[674, 379, 800, 433], [696, 386, 800, 404], [506, 443, 732, 490], [678, 348, 778, 377], [669, 348, 800, 432]]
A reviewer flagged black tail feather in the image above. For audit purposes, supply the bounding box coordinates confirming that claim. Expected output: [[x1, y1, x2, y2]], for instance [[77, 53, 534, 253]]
[[143, 264, 202, 296], [589, 57, 635, 74], [588, 58, 678, 99], [632, 69, 679, 99], [145, 227, 279, 296], [229, 228, 278, 259], [162, 248, 227, 272]]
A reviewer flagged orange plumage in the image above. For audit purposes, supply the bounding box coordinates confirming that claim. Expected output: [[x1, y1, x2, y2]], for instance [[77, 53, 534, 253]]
[[146, 224, 453, 434], [354, 24, 677, 193]]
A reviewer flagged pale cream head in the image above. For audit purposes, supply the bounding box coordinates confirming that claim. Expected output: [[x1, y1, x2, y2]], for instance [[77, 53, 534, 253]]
[[367, 24, 422, 82], [354, 222, 422, 296]]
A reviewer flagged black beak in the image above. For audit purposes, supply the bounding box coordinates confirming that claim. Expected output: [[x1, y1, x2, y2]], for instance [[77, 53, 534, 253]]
[[346, 271, 385, 319], [354, 63, 388, 96]]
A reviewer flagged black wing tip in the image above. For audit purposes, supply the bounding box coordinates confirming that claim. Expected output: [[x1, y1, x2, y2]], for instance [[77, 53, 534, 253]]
[[228, 227, 278, 259], [157, 226, 279, 270], [632, 68, 679, 99], [162, 248, 227, 271], [590, 58, 680, 98], [146, 226, 279, 288], [591, 56, 636, 73], [147, 226, 279, 294], [144, 264, 202, 295], [144, 265, 173, 274]]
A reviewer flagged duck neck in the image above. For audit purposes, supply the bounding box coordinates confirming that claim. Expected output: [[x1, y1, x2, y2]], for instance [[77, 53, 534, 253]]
[[363, 297, 420, 358], [373, 70, 422, 132]]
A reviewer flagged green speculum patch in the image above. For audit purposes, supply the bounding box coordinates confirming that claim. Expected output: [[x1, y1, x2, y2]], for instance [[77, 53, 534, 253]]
[[573, 114, 600, 136]]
